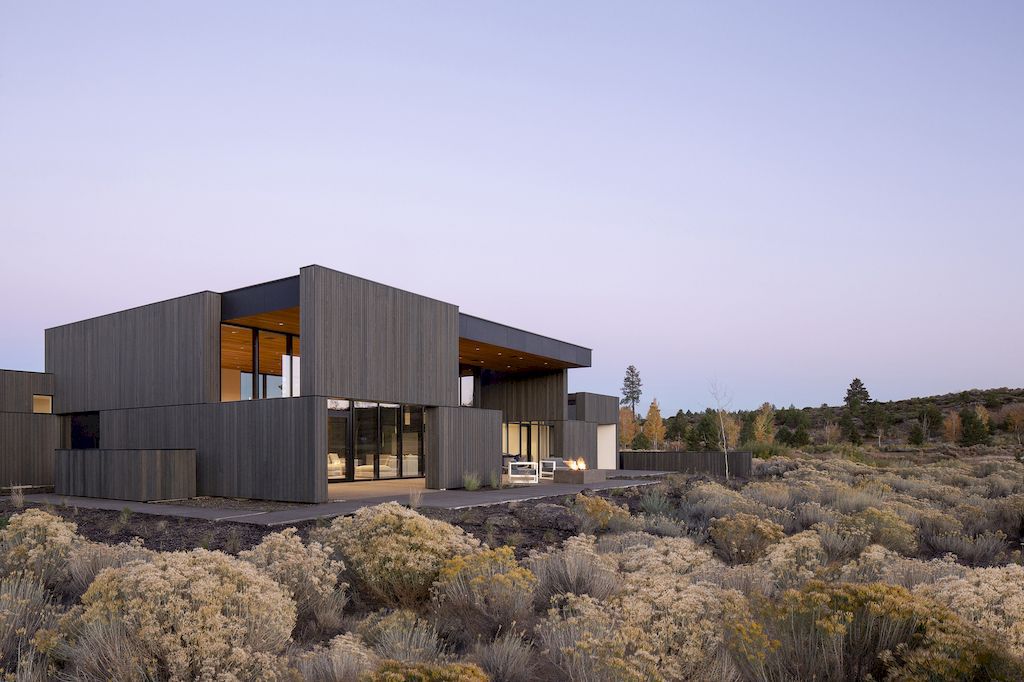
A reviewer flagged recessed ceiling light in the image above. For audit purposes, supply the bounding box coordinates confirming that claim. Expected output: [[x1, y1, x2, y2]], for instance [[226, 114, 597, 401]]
[[475, 348, 480, 351], [278, 322, 284, 326], [497, 352, 502, 355], [507, 365, 511, 368]]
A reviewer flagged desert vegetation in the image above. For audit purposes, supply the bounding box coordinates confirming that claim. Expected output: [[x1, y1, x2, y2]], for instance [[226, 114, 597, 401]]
[[3, 445, 1024, 680]]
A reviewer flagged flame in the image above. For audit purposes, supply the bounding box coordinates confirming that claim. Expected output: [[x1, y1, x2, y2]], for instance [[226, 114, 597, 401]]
[[567, 459, 579, 471], [577, 458, 587, 470]]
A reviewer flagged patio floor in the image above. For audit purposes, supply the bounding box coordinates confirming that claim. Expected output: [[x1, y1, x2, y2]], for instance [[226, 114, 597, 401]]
[[24, 471, 668, 527]]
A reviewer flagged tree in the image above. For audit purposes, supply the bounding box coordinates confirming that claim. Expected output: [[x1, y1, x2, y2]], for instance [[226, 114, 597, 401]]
[[1003, 405, 1024, 446], [823, 421, 840, 445], [631, 431, 651, 450], [862, 402, 891, 448], [752, 403, 776, 444], [908, 423, 925, 446], [918, 403, 943, 440], [619, 407, 639, 448], [721, 413, 741, 451], [844, 378, 871, 414], [959, 408, 990, 446], [840, 412, 861, 445], [642, 400, 665, 449], [619, 365, 643, 417], [942, 411, 962, 443], [665, 410, 687, 443], [709, 380, 734, 479]]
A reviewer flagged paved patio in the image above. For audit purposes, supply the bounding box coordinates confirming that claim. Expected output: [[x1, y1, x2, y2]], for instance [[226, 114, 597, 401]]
[[24, 472, 667, 527]]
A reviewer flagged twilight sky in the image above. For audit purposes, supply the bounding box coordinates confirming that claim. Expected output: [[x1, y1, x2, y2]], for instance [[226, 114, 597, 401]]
[[1, 2, 1021, 413]]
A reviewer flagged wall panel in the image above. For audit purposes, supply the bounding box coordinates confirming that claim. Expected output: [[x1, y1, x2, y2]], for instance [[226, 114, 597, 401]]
[[554, 419, 598, 469], [45, 292, 221, 413], [479, 370, 567, 422], [56, 449, 196, 501], [572, 392, 619, 425], [0, 413, 59, 486], [619, 450, 753, 478], [425, 407, 502, 489], [301, 266, 459, 407], [0, 371, 55, 413]]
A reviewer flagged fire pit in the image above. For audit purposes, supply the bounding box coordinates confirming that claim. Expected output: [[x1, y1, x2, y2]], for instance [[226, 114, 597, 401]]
[[552, 458, 606, 484]]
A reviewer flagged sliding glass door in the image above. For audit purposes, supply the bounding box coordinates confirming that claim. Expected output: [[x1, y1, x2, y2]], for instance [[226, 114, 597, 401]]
[[328, 399, 425, 482]]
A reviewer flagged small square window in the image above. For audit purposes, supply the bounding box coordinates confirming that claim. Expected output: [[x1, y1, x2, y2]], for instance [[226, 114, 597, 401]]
[[32, 395, 52, 414]]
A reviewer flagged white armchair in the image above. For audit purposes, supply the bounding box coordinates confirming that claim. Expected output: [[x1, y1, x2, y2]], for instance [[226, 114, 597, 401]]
[[507, 461, 539, 485]]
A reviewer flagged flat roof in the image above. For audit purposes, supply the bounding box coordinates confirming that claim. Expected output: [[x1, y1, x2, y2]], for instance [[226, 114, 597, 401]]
[[458, 314, 591, 368]]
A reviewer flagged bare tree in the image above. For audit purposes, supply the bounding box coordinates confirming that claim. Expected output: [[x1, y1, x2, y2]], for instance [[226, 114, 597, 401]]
[[709, 379, 732, 481]]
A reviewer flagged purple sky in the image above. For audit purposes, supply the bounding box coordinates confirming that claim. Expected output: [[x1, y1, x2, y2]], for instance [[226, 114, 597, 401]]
[[1, 3, 1021, 413]]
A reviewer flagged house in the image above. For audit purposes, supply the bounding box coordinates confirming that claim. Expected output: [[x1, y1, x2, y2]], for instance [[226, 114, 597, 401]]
[[0, 265, 618, 502]]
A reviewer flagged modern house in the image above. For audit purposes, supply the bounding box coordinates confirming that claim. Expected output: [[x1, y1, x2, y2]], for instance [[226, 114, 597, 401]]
[[0, 265, 618, 503]]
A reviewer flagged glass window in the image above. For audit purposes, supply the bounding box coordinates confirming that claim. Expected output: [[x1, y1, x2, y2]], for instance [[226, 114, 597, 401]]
[[506, 422, 520, 456], [354, 401, 377, 480], [460, 375, 474, 407], [258, 331, 287, 398], [287, 336, 301, 397], [402, 406, 424, 477], [221, 325, 253, 401], [327, 408, 349, 482], [32, 395, 52, 414], [379, 404, 400, 479]]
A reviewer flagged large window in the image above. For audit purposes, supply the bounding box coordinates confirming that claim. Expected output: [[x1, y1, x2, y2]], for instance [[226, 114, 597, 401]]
[[502, 421, 552, 463], [221, 324, 300, 401], [328, 399, 425, 482]]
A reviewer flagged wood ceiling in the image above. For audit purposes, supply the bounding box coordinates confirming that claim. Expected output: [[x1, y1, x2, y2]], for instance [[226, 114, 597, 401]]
[[458, 338, 575, 375], [224, 306, 301, 336], [221, 307, 300, 375]]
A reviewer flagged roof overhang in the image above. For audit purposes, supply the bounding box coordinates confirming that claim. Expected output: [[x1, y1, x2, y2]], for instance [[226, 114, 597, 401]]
[[458, 314, 591, 372]]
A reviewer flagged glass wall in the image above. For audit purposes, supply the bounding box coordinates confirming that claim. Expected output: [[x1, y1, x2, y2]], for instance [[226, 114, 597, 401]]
[[329, 399, 425, 482], [501, 421, 552, 463], [220, 324, 300, 401]]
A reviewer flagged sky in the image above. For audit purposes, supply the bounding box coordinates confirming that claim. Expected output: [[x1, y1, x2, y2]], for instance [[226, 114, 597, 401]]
[[1, 2, 1022, 413]]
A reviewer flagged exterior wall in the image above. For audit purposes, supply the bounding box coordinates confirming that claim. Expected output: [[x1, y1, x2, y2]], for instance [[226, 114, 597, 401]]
[[0, 370, 55, 413], [597, 424, 617, 469], [571, 392, 619, 425], [99, 397, 326, 503], [301, 266, 459, 407], [0, 413, 59, 486], [45, 292, 221, 413], [619, 450, 753, 478], [554, 419, 598, 469], [425, 406, 502, 489], [56, 449, 196, 501], [479, 369, 567, 422]]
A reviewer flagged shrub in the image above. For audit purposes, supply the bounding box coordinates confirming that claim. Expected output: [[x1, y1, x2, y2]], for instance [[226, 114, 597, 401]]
[[527, 535, 618, 607], [0, 573, 61, 675], [239, 527, 348, 633], [0, 509, 78, 588], [853, 507, 918, 556], [363, 660, 489, 682], [813, 519, 872, 562], [709, 513, 784, 564], [74, 548, 296, 681], [638, 488, 673, 516], [311, 502, 479, 608], [641, 514, 688, 537], [839, 545, 966, 587], [431, 546, 536, 646], [725, 581, 1020, 681], [570, 494, 631, 534], [462, 472, 481, 491], [293, 632, 378, 682], [919, 530, 1009, 567], [56, 619, 161, 682], [66, 537, 153, 597], [916, 565, 1024, 658], [793, 502, 840, 530], [758, 530, 827, 587], [357, 610, 447, 664], [469, 632, 536, 682]]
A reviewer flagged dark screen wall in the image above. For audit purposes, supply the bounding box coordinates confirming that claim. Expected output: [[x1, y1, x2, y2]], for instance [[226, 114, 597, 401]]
[[479, 369, 568, 422], [571, 392, 619, 425], [0, 370, 60, 486], [300, 266, 459, 407], [45, 292, 221, 413], [425, 406, 502, 489], [0, 370, 55, 413], [555, 419, 598, 469]]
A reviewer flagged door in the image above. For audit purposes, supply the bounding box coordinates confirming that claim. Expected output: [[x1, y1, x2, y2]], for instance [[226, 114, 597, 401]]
[[327, 411, 351, 482]]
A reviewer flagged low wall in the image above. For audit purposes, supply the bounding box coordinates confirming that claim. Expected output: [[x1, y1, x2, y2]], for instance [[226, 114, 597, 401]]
[[56, 449, 196, 501], [619, 450, 752, 478], [0, 413, 60, 487]]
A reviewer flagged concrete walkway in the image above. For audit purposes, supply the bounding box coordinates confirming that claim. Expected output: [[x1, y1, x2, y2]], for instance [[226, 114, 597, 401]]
[[24, 475, 665, 527]]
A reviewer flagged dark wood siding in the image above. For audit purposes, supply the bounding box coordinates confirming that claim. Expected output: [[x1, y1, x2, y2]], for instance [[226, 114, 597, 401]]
[[425, 407, 502, 490], [301, 266, 459, 407], [0, 413, 59, 486], [479, 370, 567, 422], [45, 292, 221, 413], [0, 371, 55, 413], [571, 392, 618, 425], [99, 397, 326, 503], [55, 449, 196, 501], [554, 420, 598, 468], [619, 450, 753, 478]]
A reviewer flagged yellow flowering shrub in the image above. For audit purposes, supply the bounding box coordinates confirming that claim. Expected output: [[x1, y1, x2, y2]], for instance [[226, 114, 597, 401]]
[[67, 537, 153, 597], [363, 660, 489, 682], [431, 546, 536, 644], [0, 509, 79, 588], [527, 535, 618, 606], [853, 507, 918, 556], [311, 503, 479, 608], [916, 564, 1024, 659], [839, 545, 965, 587], [239, 527, 347, 631], [758, 530, 827, 587], [710, 513, 784, 564], [0, 573, 62, 675], [571, 493, 632, 532], [356, 609, 446, 664], [75, 548, 296, 681]]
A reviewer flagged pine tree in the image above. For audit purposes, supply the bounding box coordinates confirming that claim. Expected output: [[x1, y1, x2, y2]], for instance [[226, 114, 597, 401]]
[[620, 365, 643, 417], [959, 408, 990, 446], [642, 399, 666, 449], [844, 378, 871, 413]]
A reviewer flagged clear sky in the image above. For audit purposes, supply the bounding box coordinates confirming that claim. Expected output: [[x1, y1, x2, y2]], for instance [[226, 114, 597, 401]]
[[1, 2, 1021, 413]]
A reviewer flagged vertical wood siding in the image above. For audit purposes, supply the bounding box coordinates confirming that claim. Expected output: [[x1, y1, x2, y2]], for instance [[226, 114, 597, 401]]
[[554, 420, 599, 468], [571, 392, 619, 425], [425, 407, 502, 489], [45, 292, 221, 413], [0, 371, 55, 413], [100, 397, 326, 503], [619, 450, 753, 478], [479, 369, 567, 422], [0, 413, 59, 486], [55, 449, 196, 501], [301, 266, 459, 407]]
